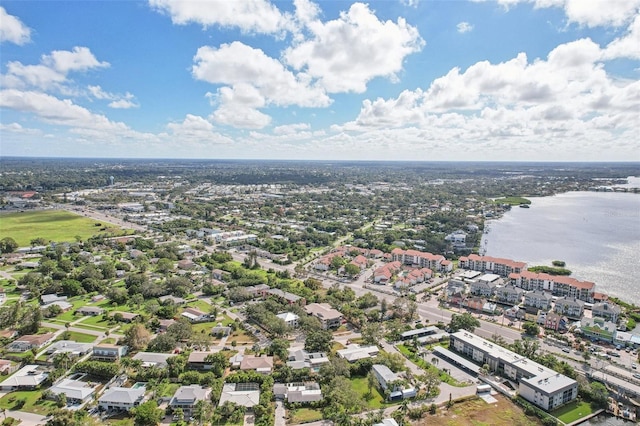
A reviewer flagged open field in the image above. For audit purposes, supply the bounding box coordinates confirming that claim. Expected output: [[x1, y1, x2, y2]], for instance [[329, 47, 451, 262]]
[[419, 394, 541, 426], [0, 390, 57, 415], [0, 210, 124, 246]]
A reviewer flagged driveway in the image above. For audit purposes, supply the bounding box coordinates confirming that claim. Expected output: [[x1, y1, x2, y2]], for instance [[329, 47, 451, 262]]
[[275, 400, 286, 426], [5, 410, 48, 426]]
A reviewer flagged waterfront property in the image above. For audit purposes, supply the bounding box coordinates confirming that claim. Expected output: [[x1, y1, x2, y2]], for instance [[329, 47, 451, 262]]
[[450, 331, 577, 411]]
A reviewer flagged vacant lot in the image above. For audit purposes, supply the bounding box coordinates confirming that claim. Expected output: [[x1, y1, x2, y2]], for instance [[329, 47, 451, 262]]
[[1, 210, 123, 246], [418, 395, 541, 426]]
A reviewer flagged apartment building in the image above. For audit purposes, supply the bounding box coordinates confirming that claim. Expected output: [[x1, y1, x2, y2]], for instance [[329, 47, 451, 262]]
[[449, 331, 577, 411], [459, 254, 526, 277]]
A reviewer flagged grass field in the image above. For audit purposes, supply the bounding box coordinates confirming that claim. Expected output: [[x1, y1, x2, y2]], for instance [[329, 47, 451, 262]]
[[289, 408, 323, 424], [56, 330, 97, 343], [551, 400, 593, 424], [0, 390, 57, 415], [0, 210, 125, 246]]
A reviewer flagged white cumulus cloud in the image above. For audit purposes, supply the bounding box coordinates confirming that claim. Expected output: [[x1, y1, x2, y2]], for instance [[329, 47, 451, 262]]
[[193, 41, 331, 108], [284, 2, 424, 93], [0, 7, 31, 45], [148, 0, 292, 35]]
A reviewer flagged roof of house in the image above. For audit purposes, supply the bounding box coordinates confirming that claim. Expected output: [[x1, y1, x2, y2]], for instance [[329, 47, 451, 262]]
[[188, 351, 220, 363], [0, 365, 48, 388], [240, 355, 274, 371], [99, 387, 146, 404], [171, 385, 211, 404], [133, 352, 173, 366], [49, 378, 96, 400], [276, 312, 299, 322], [45, 341, 93, 355], [218, 382, 260, 408], [336, 345, 379, 362], [304, 303, 342, 320], [15, 333, 55, 346]]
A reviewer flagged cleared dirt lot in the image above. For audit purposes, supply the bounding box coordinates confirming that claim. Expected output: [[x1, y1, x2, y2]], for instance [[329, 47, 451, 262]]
[[416, 394, 541, 426]]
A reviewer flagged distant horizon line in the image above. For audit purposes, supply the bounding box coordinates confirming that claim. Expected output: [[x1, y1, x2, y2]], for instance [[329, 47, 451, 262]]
[[2, 156, 639, 165]]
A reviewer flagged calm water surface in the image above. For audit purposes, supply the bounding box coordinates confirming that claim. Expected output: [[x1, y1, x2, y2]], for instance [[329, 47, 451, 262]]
[[483, 191, 640, 302]]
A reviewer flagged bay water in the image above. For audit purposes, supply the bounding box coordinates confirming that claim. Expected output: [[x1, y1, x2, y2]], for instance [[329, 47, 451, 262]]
[[482, 191, 640, 304]]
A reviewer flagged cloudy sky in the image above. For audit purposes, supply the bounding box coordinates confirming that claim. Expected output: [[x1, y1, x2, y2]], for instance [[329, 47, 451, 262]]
[[1, 0, 639, 161]]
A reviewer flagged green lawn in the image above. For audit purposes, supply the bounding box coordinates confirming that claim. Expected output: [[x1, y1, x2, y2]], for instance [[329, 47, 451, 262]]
[[0, 390, 57, 415], [289, 408, 323, 424], [350, 376, 394, 410], [551, 400, 594, 424], [57, 330, 97, 343], [0, 210, 126, 247]]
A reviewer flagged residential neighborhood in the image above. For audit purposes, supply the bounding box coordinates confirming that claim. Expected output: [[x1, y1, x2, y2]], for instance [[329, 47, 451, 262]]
[[0, 161, 639, 426]]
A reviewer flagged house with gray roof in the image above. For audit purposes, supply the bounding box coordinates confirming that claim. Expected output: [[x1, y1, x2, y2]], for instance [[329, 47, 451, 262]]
[[170, 385, 211, 415], [554, 297, 585, 320], [524, 290, 553, 311], [495, 285, 523, 306], [45, 341, 93, 357], [98, 386, 146, 411], [592, 302, 621, 323], [132, 352, 173, 368], [76, 306, 104, 316]]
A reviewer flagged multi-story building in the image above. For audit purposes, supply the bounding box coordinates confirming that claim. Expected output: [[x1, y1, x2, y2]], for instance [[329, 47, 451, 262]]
[[523, 290, 553, 311], [390, 248, 448, 272], [495, 285, 524, 306], [92, 344, 127, 361], [469, 274, 502, 298], [449, 331, 577, 411], [169, 385, 212, 416], [458, 255, 526, 277], [304, 303, 343, 329], [509, 271, 595, 302], [553, 297, 585, 320], [592, 302, 621, 323], [99, 387, 146, 411]]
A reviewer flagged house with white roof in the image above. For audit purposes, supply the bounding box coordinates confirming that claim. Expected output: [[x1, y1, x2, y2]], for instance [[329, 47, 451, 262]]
[[0, 365, 48, 390], [218, 382, 260, 408], [273, 382, 323, 403], [286, 349, 330, 371], [336, 345, 379, 363], [181, 307, 209, 323], [49, 378, 98, 405]]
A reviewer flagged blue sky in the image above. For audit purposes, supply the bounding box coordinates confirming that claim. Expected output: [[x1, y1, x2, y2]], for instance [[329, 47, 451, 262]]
[[1, 0, 638, 161]]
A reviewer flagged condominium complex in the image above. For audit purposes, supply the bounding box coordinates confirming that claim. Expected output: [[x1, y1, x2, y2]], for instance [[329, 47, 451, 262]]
[[450, 331, 577, 411]]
